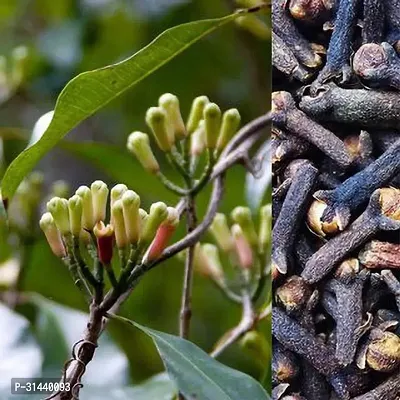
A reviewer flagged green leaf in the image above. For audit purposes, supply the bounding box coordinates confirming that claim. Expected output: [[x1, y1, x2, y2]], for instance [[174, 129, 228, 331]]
[[1, 13, 238, 203], [110, 314, 269, 400]]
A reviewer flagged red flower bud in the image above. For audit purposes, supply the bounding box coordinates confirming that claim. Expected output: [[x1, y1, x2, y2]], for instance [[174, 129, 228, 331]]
[[94, 222, 114, 264]]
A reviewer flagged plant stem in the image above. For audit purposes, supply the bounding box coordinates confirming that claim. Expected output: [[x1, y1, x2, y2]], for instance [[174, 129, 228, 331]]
[[179, 194, 197, 339]]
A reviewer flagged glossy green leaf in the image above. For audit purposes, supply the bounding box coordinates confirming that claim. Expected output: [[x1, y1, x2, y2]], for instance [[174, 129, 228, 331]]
[[1, 13, 238, 203], [111, 314, 269, 400]]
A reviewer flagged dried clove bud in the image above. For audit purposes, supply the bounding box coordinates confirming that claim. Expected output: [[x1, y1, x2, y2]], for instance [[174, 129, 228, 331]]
[[359, 241, 400, 269], [272, 341, 300, 385]]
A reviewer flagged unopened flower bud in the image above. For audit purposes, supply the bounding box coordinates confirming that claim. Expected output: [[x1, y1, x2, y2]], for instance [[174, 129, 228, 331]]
[[111, 200, 128, 249], [275, 276, 312, 315], [216, 108, 241, 150], [47, 197, 70, 236], [94, 221, 114, 264], [201, 243, 224, 282], [186, 95, 209, 134], [141, 202, 168, 245], [146, 107, 173, 151], [127, 132, 160, 174], [121, 190, 141, 244], [232, 224, 253, 269], [75, 186, 94, 230], [231, 206, 258, 246], [159, 93, 186, 140], [68, 195, 83, 237], [204, 102, 221, 149], [144, 207, 179, 262], [39, 213, 66, 258], [111, 184, 128, 208], [91, 180, 109, 223], [209, 213, 234, 252], [259, 204, 271, 253], [190, 120, 206, 156]]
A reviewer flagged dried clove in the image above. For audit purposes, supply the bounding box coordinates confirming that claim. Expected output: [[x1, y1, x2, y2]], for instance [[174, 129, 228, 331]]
[[272, 341, 300, 385], [359, 240, 400, 269], [272, 91, 353, 168], [302, 188, 400, 283], [307, 140, 400, 235], [300, 84, 400, 129], [362, 0, 385, 44], [272, 160, 318, 275], [272, 0, 323, 68], [381, 269, 400, 312], [353, 42, 400, 89], [325, 259, 369, 366], [288, 0, 335, 23]]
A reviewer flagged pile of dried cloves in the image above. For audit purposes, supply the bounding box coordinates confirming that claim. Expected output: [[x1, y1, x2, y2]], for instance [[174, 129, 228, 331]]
[[271, 0, 400, 399]]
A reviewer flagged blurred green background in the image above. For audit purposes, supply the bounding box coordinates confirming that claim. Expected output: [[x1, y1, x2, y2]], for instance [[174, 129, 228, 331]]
[[0, 0, 270, 395]]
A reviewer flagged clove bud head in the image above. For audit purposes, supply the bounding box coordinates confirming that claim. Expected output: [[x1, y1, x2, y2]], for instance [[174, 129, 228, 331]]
[[186, 95, 209, 134], [91, 180, 109, 224], [204, 102, 221, 149], [307, 199, 339, 236], [231, 206, 258, 246], [209, 213, 235, 253], [110, 184, 128, 208], [216, 108, 241, 150], [232, 224, 253, 269], [111, 200, 128, 249], [127, 131, 160, 174], [158, 93, 186, 140], [121, 190, 141, 245], [141, 201, 168, 245], [146, 107, 173, 151], [275, 276, 312, 315], [46, 197, 70, 236], [39, 212, 66, 258], [93, 221, 114, 264], [366, 331, 400, 372], [68, 195, 83, 237], [75, 186, 95, 231]]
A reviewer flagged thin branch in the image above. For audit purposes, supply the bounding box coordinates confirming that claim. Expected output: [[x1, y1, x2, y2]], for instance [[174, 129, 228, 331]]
[[210, 291, 256, 358], [179, 195, 197, 339]]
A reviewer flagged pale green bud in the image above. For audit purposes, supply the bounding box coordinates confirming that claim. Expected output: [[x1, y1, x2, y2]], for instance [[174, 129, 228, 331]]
[[121, 190, 141, 244], [91, 180, 109, 223], [204, 102, 221, 149], [190, 120, 206, 156], [68, 195, 83, 237], [141, 202, 168, 244], [47, 197, 70, 236], [235, 16, 270, 41], [111, 200, 128, 249], [146, 107, 173, 151], [40, 212, 66, 258], [75, 186, 94, 230], [186, 95, 209, 134], [259, 204, 271, 253], [209, 213, 234, 252], [232, 224, 253, 269], [111, 184, 128, 208], [159, 93, 186, 140], [127, 132, 160, 174], [202, 243, 224, 282], [216, 109, 241, 150], [231, 206, 258, 246]]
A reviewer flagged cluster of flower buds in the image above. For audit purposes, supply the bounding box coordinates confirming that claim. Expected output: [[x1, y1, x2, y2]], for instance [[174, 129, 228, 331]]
[[126, 93, 241, 185], [181, 204, 270, 291], [40, 180, 179, 269], [0, 46, 29, 103]]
